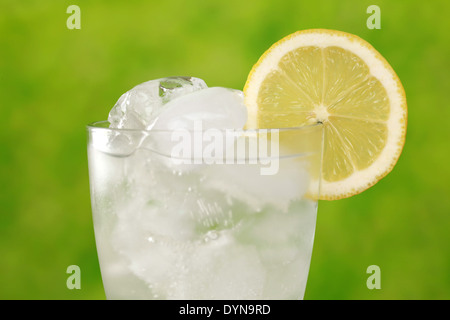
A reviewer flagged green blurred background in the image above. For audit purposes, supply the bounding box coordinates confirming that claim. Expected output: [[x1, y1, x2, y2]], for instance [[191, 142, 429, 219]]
[[1, 0, 449, 299]]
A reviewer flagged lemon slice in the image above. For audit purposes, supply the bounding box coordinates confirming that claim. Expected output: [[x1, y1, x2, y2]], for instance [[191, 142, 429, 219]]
[[244, 29, 407, 200]]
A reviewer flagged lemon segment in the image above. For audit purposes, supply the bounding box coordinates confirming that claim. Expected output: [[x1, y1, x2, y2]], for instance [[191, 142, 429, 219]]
[[244, 29, 407, 200]]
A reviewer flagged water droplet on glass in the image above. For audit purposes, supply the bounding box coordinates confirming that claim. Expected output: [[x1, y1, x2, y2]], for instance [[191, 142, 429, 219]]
[[204, 230, 219, 242]]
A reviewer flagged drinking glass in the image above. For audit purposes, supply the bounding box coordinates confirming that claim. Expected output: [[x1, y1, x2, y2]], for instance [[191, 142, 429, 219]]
[[87, 121, 323, 299]]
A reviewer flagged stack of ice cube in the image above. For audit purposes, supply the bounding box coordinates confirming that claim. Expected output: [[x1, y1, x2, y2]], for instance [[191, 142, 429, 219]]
[[102, 76, 310, 299]]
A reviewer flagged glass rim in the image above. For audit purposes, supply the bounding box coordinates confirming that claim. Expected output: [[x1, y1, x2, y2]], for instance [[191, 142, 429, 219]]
[[86, 120, 323, 133]]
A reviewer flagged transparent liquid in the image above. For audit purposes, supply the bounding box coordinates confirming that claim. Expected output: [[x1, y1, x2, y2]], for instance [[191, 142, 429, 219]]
[[88, 144, 318, 300]]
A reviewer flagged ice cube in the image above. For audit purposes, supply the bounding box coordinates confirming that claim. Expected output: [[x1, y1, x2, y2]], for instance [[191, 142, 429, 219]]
[[166, 232, 266, 299], [142, 87, 247, 170], [108, 77, 208, 129], [151, 87, 247, 131], [203, 157, 309, 213]]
